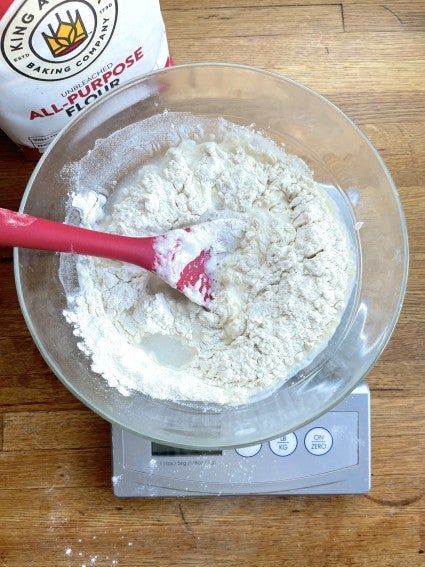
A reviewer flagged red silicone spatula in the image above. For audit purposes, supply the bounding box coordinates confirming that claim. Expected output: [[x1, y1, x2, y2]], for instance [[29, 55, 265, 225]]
[[0, 207, 244, 307]]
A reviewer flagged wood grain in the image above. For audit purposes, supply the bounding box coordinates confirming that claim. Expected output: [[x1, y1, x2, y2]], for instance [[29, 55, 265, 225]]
[[161, 4, 344, 37], [1, 1, 424, 566]]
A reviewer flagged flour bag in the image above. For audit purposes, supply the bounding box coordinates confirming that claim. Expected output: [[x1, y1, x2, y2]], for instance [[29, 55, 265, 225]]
[[0, 0, 171, 158]]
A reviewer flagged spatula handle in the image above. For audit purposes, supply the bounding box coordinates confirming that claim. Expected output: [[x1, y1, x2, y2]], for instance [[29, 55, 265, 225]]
[[0, 207, 156, 270]]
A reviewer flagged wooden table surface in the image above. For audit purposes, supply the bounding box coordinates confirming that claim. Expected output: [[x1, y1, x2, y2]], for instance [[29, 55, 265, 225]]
[[1, 1, 424, 565]]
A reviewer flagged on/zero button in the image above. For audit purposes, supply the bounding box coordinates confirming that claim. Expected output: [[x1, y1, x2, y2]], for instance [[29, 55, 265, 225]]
[[304, 427, 333, 456]]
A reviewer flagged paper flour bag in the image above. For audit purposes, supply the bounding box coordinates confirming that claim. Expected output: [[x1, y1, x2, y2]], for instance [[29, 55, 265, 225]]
[[0, 0, 172, 158]]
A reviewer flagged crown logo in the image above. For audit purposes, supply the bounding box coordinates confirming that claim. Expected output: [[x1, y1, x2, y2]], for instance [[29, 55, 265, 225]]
[[42, 10, 88, 58]]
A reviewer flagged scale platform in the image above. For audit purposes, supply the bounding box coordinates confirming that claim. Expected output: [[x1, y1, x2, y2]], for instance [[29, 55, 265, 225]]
[[112, 383, 370, 497]]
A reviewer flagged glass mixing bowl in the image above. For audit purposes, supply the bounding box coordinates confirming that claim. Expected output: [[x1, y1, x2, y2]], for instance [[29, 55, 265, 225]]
[[15, 63, 408, 449]]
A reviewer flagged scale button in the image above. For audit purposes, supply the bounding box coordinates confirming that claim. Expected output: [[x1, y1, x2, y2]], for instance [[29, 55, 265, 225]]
[[235, 443, 262, 457], [269, 433, 297, 456], [304, 427, 333, 456]]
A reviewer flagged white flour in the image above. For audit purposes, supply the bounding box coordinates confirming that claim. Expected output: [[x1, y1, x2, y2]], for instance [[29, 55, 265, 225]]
[[63, 126, 354, 405]]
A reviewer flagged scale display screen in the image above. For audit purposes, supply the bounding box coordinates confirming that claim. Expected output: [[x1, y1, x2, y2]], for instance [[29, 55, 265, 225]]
[[151, 442, 223, 457]]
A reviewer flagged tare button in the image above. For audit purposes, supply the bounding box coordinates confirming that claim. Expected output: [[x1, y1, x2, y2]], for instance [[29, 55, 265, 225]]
[[269, 433, 297, 456], [304, 427, 333, 456], [235, 443, 262, 457]]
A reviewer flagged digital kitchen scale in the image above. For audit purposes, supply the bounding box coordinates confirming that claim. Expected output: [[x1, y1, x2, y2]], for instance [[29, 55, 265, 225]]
[[112, 382, 370, 496]]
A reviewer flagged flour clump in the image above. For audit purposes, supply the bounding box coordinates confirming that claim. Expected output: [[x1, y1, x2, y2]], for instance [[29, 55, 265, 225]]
[[62, 122, 354, 405]]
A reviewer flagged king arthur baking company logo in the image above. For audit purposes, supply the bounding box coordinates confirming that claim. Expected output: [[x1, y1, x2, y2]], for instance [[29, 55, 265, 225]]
[[42, 9, 88, 57], [1, 0, 118, 81]]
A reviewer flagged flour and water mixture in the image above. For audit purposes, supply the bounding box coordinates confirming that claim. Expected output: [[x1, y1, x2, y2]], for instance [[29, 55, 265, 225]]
[[62, 115, 354, 406]]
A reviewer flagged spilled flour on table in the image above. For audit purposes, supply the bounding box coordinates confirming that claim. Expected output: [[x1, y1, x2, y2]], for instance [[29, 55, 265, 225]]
[[62, 119, 354, 405]]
